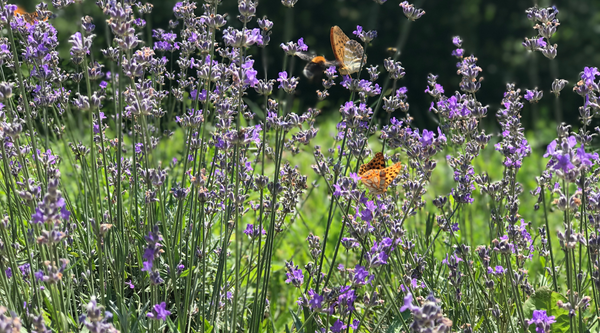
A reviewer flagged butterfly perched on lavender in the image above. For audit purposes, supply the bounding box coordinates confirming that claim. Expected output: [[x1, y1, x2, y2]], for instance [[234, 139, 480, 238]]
[[358, 152, 402, 195], [14, 5, 52, 24]]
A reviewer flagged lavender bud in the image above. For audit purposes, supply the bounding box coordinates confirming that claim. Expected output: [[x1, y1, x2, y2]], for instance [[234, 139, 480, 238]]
[[399, 1, 425, 21], [541, 44, 558, 59], [551, 79, 568, 96], [281, 0, 298, 7]]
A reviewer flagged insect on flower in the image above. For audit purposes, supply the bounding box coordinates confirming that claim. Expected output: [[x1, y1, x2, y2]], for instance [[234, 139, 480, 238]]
[[358, 152, 402, 195], [13, 5, 51, 24], [330, 25, 367, 75]]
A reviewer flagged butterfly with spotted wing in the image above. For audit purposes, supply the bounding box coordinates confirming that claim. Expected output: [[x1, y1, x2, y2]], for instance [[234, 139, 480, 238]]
[[358, 152, 402, 195], [13, 5, 52, 24], [330, 25, 366, 76]]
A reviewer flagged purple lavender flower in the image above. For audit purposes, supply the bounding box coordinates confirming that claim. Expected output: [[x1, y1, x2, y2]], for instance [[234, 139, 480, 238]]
[[524, 88, 543, 103], [399, 295, 414, 314], [31, 313, 51, 333], [400, 1, 426, 21], [69, 32, 93, 65], [577, 146, 598, 167], [277, 71, 299, 94], [401, 293, 452, 332], [82, 297, 119, 333], [551, 78, 568, 96], [554, 153, 574, 172], [142, 226, 164, 285], [222, 27, 263, 48], [81, 15, 95, 32], [30, 169, 71, 225], [452, 36, 463, 47], [451, 48, 464, 58], [424, 79, 444, 98], [281, 0, 299, 7], [331, 320, 347, 332], [522, 37, 547, 51], [242, 59, 259, 87], [527, 310, 555, 333], [353, 25, 377, 43], [237, 0, 256, 23], [243, 224, 266, 239], [147, 302, 171, 321], [456, 55, 483, 93], [258, 18, 273, 31], [384, 58, 405, 79], [350, 265, 373, 286], [307, 289, 323, 310], [0, 307, 21, 332], [583, 67, 599, 85], [280, 38, 308, 56], [18, 264, 30, 277], [284, 261, 304, 288]]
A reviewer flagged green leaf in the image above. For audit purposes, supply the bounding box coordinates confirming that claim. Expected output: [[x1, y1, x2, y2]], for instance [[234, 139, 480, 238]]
[[472, 315, 485, 332], [290, 310, 304, 333], [586, 315, 599, 333], [425, 213, 434, 241], [522, 286, 570, 333], [179, 267, 191, 278], [260, 318, 275, 333], [166, 317, 177, 332], [302, 306, 315, 333], [386, 318, 402, 333], [203, 317, 214, 333], [56, 311, 70, 333]]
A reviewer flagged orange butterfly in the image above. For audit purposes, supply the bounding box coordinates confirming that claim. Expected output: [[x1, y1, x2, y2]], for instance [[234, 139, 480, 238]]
[[14, 6, 46, 24], [358, 152, 402, 195], [330, 26, 366, 75]]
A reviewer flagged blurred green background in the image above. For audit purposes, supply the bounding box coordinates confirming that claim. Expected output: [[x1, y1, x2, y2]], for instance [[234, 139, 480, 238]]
[[15, 0, 600, 138]]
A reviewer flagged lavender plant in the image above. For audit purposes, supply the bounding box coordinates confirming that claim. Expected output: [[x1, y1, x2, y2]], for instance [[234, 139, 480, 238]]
[[0, 0, 597, 332]]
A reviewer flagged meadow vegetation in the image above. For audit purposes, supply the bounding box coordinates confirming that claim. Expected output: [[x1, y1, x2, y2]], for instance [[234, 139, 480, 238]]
[[0, 1, 595, 332]]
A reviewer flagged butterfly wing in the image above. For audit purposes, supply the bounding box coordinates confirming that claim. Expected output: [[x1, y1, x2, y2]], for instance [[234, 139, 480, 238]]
[[358, 152, 386, 176], [360, 169, 387, 195], [14, 6, 46, 24], [14, 6, 27, 16], [383, 162, 402, 188], [330, 26, 350, 73], [342, 40, 366, 75]]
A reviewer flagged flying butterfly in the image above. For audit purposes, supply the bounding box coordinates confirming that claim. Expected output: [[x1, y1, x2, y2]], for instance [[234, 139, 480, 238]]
[[359, 152, 402, 195], [14, 5, 51, 24], [330, 25, 366, 75], [296, 53, 339, 80]]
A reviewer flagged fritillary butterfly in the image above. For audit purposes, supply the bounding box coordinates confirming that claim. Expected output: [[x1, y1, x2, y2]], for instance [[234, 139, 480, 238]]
[[330, 26, 366, 75], [358, 152, 386, 176], [14, 6, 47, 24], [359, 153, 401, 195]]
